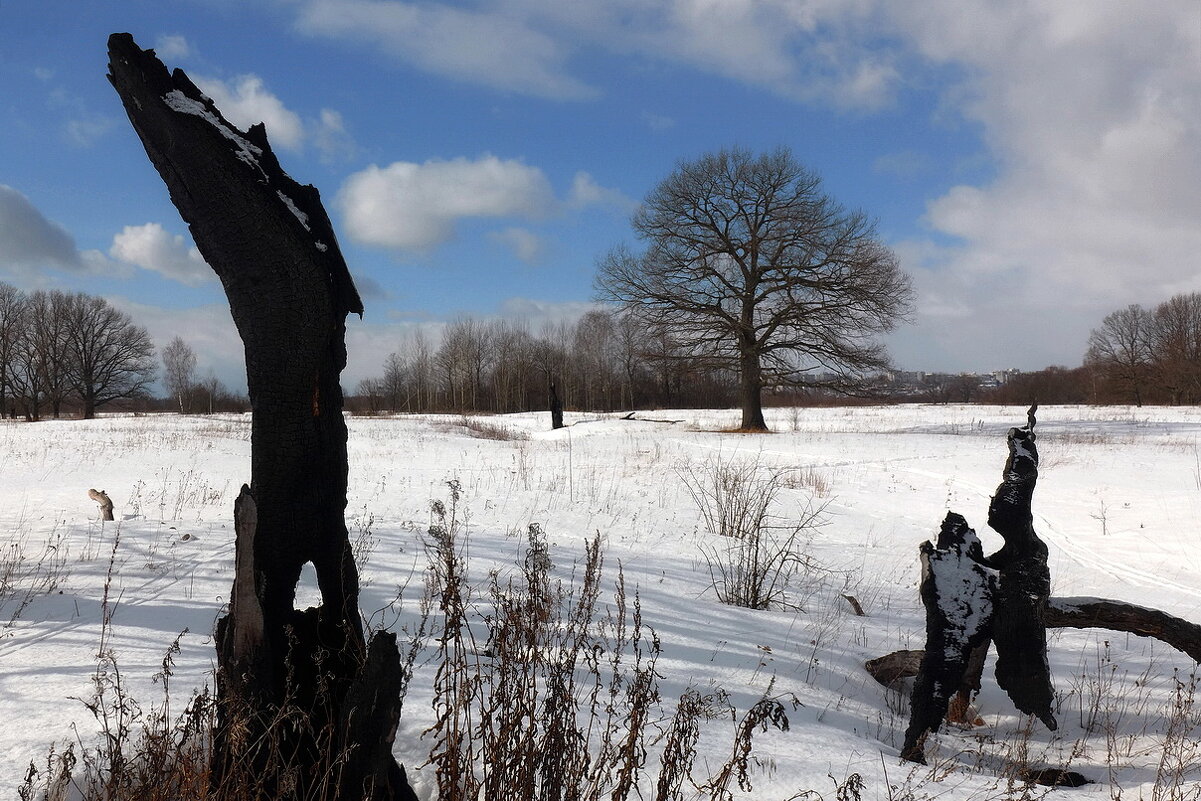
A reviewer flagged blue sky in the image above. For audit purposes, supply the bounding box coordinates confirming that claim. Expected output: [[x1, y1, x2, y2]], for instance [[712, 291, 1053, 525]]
[[2, 1, 1199, 391]]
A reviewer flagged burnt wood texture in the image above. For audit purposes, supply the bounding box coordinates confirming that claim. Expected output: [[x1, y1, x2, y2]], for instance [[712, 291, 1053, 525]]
[[108, 33, 415, 800]]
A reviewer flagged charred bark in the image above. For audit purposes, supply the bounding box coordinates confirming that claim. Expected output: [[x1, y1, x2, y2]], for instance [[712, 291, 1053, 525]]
[[870, 593, 1201, 682], [107, 33, 414, 800], [900, 513, 995, 763], [549, 380, 564, 430], [1046, 597, 1201, 662], [983, 406, 1056, 731], [886, 407, 1201, 766]]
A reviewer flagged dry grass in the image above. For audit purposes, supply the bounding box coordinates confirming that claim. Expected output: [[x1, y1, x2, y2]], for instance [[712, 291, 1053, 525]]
[[20, 485, 802, 801]]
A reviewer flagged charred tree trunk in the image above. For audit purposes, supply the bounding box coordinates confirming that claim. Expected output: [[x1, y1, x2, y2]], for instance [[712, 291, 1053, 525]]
[[871, 594, 1201, 683], [888, 405, 1201, 765], [982, 406, 1057, 731], [900, 512, 994, 763], [549, 380, 564, 430], [900, 407, 1055, 765], [108, 34, 415, 801]]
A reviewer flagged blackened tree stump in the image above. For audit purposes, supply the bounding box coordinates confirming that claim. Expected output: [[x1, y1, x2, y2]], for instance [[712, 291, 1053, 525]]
[[890, 405, 1201, 766], [107, 33, 415, 800]]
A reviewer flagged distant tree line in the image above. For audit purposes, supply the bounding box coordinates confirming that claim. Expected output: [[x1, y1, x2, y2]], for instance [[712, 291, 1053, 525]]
[[0, 281, 157, 420], [352, 308, 742, 414], [1085, 292, 1201, 406]]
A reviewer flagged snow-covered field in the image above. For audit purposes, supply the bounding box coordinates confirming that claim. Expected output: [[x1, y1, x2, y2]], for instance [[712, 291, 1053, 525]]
[[3, 405, 1201, 798]]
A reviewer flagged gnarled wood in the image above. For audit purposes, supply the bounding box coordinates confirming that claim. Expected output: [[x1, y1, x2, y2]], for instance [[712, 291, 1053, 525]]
[[1046, 597, 1201, 662], [983, 406, 1056, 731], [901, 513, 995, 763], [871, 592, 1201, 684], [107, 33, 414, 800], [87, 488, 114, 521]]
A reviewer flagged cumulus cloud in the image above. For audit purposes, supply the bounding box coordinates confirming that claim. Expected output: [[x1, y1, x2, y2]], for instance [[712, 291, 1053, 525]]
[[193, 74, 306, 151], [186, 74, 355, 159], [290, 0, 898, 108], [313, 108, 356, 162], [295, 0, 595, 100], [497, 297, 601, 326], [567, 172, 635, 212], [109, 223, 214, 286], [0, 185, 83, 274], [154, 34, 192, 60], [490, 227, 545, 264], [116, 298, 246, 391], [878, 1, 1201, 369], [338, 155, 556, 251]]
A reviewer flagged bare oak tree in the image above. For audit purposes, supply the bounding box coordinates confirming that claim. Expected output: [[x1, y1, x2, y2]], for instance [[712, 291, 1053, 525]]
[[0, 282, 24, 418], [597, 147, 913, 431], [1150, 292, 1201, 404], [65, 293, 156, 419], [1085, 304, 1153, 406]]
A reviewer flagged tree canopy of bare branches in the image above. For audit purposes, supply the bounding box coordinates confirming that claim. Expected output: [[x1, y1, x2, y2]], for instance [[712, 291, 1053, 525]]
[[1085, 304, 1154, 406], [0, 282, 156, 419], [596, 147, 913, 431], [1084, 293, 1201, 406], [65, 293, 157, 419]]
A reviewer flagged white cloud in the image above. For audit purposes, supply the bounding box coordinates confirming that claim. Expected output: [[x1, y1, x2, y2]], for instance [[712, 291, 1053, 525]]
[[115, 298, 246, 392], [497, 297, 601, 326], [109, 223, 214, 286], [641, 111, 676, 132], [490, 227, 545, 264], [0, 185, 82, 274], [154, 34, 192, 61], [567, 172, 635, 212], [337, 155, 556, 251], [313, 108, 356, 162], [295, 0, 595, 100], [190, 74, 356, 159], [194, 74, 306, 151], [878, 2, 1201, 368], [65, 115, 116, 148], [293, 0, 897, 108]]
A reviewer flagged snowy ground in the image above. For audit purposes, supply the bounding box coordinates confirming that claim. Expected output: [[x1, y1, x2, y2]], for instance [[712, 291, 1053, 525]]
[[3, 405, 1201, 799]]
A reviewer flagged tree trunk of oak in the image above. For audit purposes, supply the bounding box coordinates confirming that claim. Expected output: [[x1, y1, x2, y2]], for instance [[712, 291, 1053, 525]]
[[738, 348, 767, 431], [108, 33, 416, 801]]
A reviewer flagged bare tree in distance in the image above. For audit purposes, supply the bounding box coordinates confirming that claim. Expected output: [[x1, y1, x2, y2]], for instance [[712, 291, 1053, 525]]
[[1085, 304, 1153, 407], [65, 293, 157, 419], [162, 335, 197, 413], [597, 146, 913, 431], [0, 282, 24, 418], [1149, 292, 1201, 404], [22, 290, 74, 419]]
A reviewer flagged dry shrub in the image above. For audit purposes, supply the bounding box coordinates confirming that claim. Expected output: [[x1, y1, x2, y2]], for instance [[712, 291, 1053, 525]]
[[458, 415, 529, 441], [679, 454, 830, 610], [422, 484, 800, 800]]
